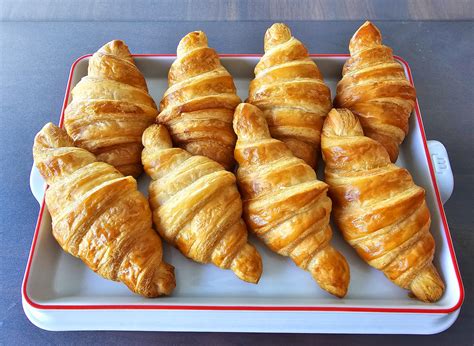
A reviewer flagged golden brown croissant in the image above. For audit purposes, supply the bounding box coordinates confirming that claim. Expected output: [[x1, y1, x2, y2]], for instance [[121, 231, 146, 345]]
[[321, 108, 444, 302], [233, 103, 349, 297], [141, 124, 262, 283], [33, 123, 175, 297], [334, 21, 416, 162], [248, 23, 332, 168], [64, 40, 158, 177], [157, 31, 241, 170]]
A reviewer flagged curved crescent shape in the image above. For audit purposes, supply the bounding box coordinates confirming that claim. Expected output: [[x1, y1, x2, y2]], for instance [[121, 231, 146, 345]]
[[33, 123, 175, 297], [321, 108, 444, 302]]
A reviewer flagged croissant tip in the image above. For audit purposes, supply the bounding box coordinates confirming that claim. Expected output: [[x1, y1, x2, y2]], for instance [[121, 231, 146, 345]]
[[325, 285, 349, 298], [41, 122, 59, 132], [323, 108, 364, 138], [267, 22, 291, 33], [349, 20, 382, 54], [233, 103, 271, 140], [97, 39, 133, 61], [410, 264, 445, 303], [184, 30, 208, 41], [264, 22, 292, 51], [145, 262, 176, 297], [34, 122, 74, 151], [142, 123, 172, 149], [177, 30, 209, 56], [361, 20, 374, 27], [230, 243, 263, 284], [356, 20, 379, 33], [235, 102, 257, 114], [107, 39, 126, 45], [307, 246, 350, 298]]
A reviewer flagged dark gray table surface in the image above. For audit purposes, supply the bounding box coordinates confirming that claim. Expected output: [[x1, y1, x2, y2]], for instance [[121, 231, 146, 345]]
[[1, 20, 473, 345]]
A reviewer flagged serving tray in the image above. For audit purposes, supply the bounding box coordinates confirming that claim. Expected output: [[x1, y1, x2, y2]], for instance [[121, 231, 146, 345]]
[[23, 54, 463, 334]]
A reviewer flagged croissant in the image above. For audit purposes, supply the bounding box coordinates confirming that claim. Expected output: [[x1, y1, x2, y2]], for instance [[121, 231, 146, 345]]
[[233, 103, 349, 297], [33, 123, 175, 297], [64, 40, 158, 177], [157, 31, 241, 170], [334, 21, 416, 162], [248, 23, 332, 168], [141, 124, 262, 283], [321, 108, 445, 302]]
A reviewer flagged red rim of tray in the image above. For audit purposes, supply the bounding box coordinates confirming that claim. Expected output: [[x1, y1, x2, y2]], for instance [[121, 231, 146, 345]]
[[22, 53, 464, 313]]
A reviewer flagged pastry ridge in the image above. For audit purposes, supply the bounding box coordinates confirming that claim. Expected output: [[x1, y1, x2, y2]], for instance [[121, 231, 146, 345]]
[[334, 21, 416, 162], [33, 123, 175, 297], [248, 23, 332, 168], [142, 124, 262, 284], [233, 103, 350, 298], [321, 108, 445, 302], [157, 31, 241, 170], [64, 40, 158, 177]]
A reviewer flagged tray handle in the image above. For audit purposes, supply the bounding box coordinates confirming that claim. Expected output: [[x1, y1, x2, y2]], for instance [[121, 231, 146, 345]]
[[427, 140, 454, 204], [30, 166, 46, 205]]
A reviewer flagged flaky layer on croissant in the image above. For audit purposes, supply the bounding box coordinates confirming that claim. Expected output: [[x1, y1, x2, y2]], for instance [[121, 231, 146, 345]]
[[64, 40, 158, 177], [321, 108, 444, 302], [157, 31, 241, 170], [334, 21, 416, 162], [233, 103, 349, 297], [33, 123, 175, 297], [141, 124, 262, 283], [248, 23, 332, 168]]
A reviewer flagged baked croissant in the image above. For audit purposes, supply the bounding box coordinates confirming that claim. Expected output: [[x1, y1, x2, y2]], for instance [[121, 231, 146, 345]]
[[321, 108, 445, 302], [64, 40, 158, 177], [248, 23, 332, 168], [233, 103, 349, 297], [33, 123, 175, 297], [141, 124, 262, 283], [334, 21, 416, 162], [157, 31, 241, 170]]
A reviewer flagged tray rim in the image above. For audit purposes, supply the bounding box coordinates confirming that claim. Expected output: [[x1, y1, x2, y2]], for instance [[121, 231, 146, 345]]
[[22, 53, 464, 314]]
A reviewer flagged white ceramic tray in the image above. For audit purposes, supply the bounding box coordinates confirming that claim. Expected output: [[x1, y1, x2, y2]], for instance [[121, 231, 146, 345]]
[[23, 54, 463, 334]]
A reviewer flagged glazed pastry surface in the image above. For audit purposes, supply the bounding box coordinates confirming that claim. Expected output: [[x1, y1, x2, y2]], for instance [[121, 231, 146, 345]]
[[33, 123, 175, 297], [142, 124, 262, 283], [321, 108, 444, 302], [64, 40, 157, 177], [248, 23, 332, 168], [233, 103, 349, 297], [335, 21, 416, 162], [158, 31, 241, 170]]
